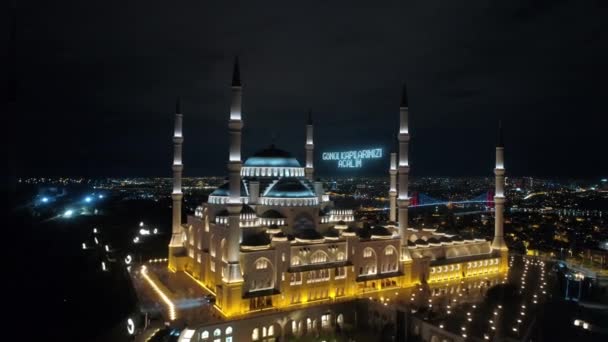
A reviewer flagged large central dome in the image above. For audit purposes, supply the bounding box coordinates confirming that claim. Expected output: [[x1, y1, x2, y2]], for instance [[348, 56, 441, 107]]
[[243, 145, 301, 168]]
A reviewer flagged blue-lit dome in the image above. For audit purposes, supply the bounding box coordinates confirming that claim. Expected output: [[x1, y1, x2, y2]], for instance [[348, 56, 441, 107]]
[[263, 178, 316, 198], [243, 145, 301, 168]]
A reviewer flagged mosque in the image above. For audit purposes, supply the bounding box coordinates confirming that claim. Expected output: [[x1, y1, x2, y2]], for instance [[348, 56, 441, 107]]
[[166, 59, 509, 318]]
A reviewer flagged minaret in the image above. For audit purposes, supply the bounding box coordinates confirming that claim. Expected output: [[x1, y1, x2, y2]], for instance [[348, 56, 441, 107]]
[[305, 109, 314, 181], [398, 84, 411, 260], [389, 147, 397, 222], [225, 57, 244, 282], [492, 121, 508, 251], [168, 98, 184, 269]]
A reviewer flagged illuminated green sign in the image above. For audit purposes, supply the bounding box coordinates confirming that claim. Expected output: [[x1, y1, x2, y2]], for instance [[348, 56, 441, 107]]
[[322, 148, 383, 168]]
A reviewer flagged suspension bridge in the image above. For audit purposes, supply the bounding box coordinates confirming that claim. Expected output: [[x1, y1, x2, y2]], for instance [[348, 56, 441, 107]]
[[408, 191, 495, 208]]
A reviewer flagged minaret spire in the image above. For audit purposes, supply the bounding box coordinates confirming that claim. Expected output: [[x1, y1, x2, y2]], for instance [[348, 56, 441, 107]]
[[168, 97, 185, 268], [492, 120, 508, 251], [305, 109, 314, 180], [226, 57, 244, 283], [398, 83, 411, 261]]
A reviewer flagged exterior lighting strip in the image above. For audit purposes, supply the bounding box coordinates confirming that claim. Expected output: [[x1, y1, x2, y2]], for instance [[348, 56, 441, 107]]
[[141, 266, 176, 320]]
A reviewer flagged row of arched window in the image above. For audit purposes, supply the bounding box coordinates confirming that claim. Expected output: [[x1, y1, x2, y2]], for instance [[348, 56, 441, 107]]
[[242, 167, 305, 177], [259, 197, 319, 206]]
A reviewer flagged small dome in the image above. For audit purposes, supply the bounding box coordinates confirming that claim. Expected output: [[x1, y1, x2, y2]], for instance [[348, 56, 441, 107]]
[[371, 226, 392, 236], [323, 229, 340, 239], [264, 178, 316, 198], [243, 145, 301, 168]]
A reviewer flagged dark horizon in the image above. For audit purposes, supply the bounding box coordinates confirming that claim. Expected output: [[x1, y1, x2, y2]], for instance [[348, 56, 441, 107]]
[[8, 1, 608, 179]]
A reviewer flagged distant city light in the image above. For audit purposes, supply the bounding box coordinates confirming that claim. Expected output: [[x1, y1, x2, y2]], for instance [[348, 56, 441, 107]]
[[139, 221, 144, 227], [63, 209, 74, 218], [601, 178, 607, 182], [125, 255, 132, 265], [98, 194, 104, 199], [93, 228, 98, 234], [133, 237, 140, 244], [41, 197, 49, 203], [82, 243, 86, 250], [85, 196, 93, 203], [140, 229, 150, 236], [101, 261, 107, 271], [105, 245, 110, 252], [153, 228, 158, 234]]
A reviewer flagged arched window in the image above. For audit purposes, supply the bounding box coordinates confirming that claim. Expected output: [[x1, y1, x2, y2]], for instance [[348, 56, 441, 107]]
[[291, 256, 301, 266], [310, 251, 328, 264], [201, 330, 209, 339], [225, 326, 232, 335], [213, 328, 221, 336], [255, 258, 269, 269], [337, 252, 345, 261], [252, 328, 259, 341]]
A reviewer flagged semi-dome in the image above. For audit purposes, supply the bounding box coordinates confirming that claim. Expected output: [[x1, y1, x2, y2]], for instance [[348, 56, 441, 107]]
[[243, 145, 301, 168], [264, 178, 316, 198], [210, 180, 248, 197]]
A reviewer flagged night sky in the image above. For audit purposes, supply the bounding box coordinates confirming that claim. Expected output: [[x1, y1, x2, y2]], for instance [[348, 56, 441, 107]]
[[9, 0, 608, 178]]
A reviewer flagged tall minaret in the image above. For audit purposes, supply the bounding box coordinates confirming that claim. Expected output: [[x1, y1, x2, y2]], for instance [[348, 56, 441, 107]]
[[389, 146, 397, 222], [398, 85, 411, 260], [169, 97, 184, 248], [225, 57, 244, 282], [305, 109, 314, 181], [492, 121, 508, 251]]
